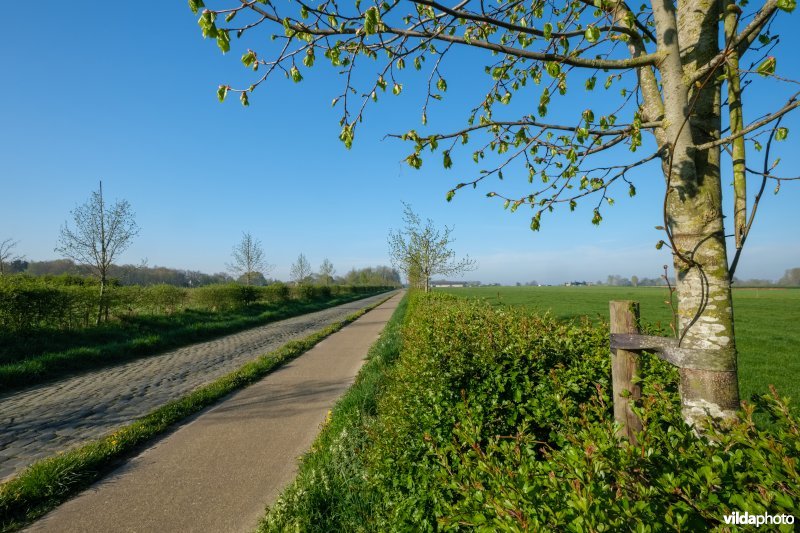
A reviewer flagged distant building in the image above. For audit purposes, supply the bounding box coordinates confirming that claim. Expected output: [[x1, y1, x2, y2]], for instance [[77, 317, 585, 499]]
[[430, 280, 481, 288]]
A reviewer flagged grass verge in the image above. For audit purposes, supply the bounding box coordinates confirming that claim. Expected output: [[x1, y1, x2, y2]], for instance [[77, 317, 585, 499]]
[[258, 293, 408, 532], [0, 290, 390, 393], [0, 292, 396, 533]]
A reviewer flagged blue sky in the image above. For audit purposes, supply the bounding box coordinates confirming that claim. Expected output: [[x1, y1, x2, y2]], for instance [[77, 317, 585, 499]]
[[1, 3, 798, 285]]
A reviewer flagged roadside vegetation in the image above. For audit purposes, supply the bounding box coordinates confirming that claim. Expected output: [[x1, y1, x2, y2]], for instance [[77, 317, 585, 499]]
[[0, 274, 393, 392], [440, 285, 800, 413], [262, 291, 798, 531], [0, 293, 393, 532]]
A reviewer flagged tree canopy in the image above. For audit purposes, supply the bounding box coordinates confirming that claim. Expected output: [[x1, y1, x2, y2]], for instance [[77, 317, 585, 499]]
[[189, 0, 799, 424], [388, 203, 475, 291], [55, 182, 139, 323]]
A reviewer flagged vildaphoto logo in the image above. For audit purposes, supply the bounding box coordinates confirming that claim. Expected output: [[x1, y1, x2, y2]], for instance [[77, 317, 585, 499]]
[[723, 511, 795, 527]]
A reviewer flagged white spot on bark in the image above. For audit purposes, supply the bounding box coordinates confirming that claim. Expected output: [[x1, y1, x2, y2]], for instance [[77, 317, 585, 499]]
[[683, 398, 736, 426]]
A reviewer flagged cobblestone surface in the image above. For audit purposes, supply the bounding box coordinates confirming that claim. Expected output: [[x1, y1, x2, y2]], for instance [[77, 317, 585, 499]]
[[0, 293, 392, 481]]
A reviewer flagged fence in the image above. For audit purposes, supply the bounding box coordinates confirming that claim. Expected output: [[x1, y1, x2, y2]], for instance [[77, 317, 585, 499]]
[[608, 300, 727, 443]]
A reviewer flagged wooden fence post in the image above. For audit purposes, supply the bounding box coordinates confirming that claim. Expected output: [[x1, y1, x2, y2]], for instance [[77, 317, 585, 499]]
[[609, 301, 643, 444]]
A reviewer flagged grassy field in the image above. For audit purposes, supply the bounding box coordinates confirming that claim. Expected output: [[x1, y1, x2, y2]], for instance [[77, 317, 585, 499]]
[[439, 286, 799, 410]]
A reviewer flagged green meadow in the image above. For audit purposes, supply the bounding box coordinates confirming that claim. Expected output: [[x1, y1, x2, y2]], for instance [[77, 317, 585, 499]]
[[439, 286, 800, 410]]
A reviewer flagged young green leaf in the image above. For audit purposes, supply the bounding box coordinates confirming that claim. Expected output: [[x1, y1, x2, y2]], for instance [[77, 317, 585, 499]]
[[290, 66, 303, 82], [303, 49, 315, 67], [757, 56, 776, 77], [216, 29, 230, 53], [188, 0, 205, 15], [364, 6, 380, 35]]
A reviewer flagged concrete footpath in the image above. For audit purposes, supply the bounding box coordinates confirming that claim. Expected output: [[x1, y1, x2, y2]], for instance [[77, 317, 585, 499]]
[[26, 291, 404, 533]]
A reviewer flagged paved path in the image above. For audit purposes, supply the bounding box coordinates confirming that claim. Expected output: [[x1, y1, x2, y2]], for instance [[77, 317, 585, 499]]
[[26, 291, 404, 533], [0, 292, 395, 481]]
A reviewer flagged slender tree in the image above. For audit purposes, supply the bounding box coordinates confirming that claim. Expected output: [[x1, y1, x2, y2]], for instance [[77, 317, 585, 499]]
[[290, 253, 313, 285], [0, 238, 22, 275], [190, 1, 800, 425], [56, 182, 139, 324], [389, 203, 475, 292], [228, 231, 271, 285], [318, 258, 336, 286]]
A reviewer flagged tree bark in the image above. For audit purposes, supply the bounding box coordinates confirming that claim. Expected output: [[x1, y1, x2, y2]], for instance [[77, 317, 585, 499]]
[[653, 0, 740, 425]]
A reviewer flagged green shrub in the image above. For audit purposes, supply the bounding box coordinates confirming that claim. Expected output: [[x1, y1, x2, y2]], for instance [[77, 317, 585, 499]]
[[264, 292, 799, 531], [139, 284, 188, 314], [293, 284, 316, 300], [262, 282, 290, 303], [0, 276, 99, 331], [189, 284, 243, 311], [313, 285, 332, 300]]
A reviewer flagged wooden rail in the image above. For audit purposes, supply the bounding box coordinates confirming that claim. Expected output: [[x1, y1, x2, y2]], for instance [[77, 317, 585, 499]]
[[608, 300, 732, 443]]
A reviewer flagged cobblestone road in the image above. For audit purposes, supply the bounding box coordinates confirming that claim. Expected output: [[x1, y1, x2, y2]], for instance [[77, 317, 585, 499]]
[[0, 293, 393, 481]]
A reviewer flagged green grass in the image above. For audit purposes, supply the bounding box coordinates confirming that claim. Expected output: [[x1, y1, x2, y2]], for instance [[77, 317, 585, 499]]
[[0, 290, 390, 393], [259, 294, 408, 532], [439, 286, 800, 411], [0, 293, 395, 533]]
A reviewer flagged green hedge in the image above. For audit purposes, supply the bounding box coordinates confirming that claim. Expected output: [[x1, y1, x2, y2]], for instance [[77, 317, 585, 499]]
[[0, 275, 393, 332], [264, 292, 799, 531]]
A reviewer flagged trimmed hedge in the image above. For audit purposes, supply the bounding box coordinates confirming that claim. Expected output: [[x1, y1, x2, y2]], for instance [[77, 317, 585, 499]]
[[0, 275, 394, 331]]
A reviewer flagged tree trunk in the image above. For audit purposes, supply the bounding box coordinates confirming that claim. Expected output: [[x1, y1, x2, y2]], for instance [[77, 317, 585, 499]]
[[97, 277, 105, 326], [654, 0, 740, 426]]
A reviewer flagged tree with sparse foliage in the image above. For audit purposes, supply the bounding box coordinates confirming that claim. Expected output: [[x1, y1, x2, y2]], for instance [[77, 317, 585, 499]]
[[318, 258, 336, 286], [55, 182, 139, 324], [190, 0, 800, 425], [290, 253, 313, 285], [228, 231, 271, 285], [0, 238, 23, 275], [389, 204, 475, 292]]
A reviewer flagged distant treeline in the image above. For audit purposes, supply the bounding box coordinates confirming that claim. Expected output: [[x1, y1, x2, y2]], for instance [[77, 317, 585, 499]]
[[733, 267, 800, 287], [2, 259, 402, 288], [589, 268, 800, 288]]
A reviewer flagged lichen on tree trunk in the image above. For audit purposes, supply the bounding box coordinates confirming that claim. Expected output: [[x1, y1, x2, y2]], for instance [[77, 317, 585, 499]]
[[653, 0, 740, 425]]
